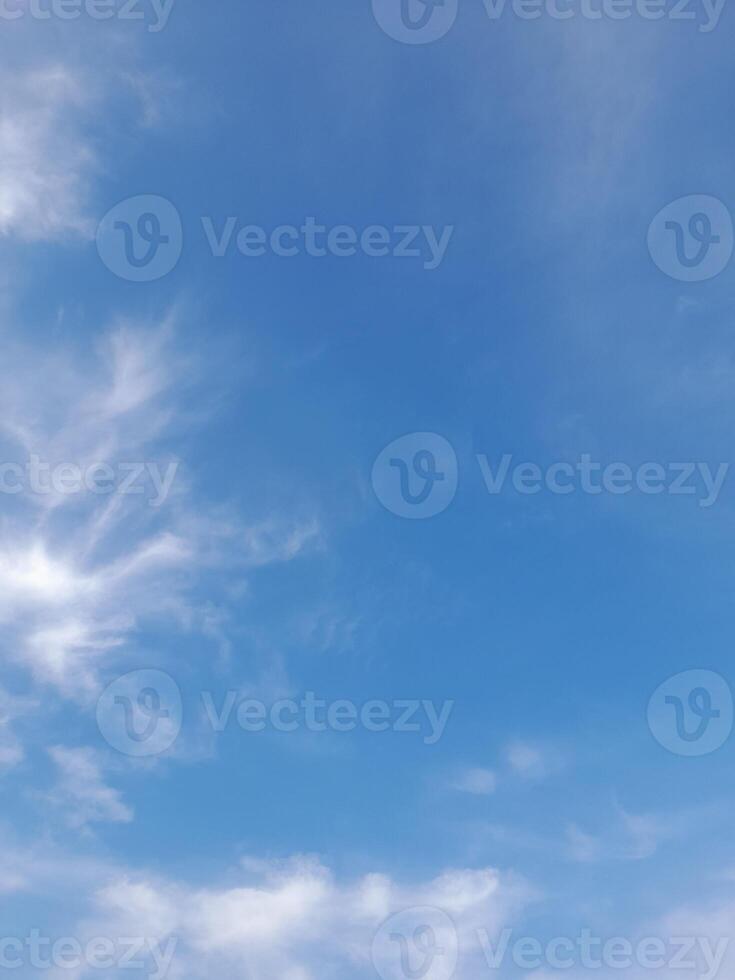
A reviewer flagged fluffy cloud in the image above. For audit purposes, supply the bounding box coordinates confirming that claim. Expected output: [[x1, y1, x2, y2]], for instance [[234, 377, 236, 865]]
[[76, 856, 533, 980]]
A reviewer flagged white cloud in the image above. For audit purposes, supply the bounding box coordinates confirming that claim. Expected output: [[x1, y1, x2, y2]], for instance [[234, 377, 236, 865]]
[[0, 65, 96, 241], [0, 319, 182, 512], [453, 767, 497, 796], [241, 519, 322, 569], [0, 320, 322, 709], [504, 740, 564, 781], [78, 856, 533, 980], [566, 805, 676, 863], [0, 540, 93, 609], [0, 687, 34, 771], [0, 837, 535, 979], [0, 27, 179, 246], [0, 827, 127, 905], [47, 746, 133, 828]]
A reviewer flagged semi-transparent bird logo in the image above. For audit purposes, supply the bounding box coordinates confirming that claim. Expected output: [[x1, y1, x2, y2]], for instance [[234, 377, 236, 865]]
[[665, 212, 720, 270], [665, 686, 720, 744], [372, 433, 458, 519], [97, 669, 183, 757], [372, 907, 458, 980], [391, 925, 444, 978], [648, 196, 733, 282], [115, 212, 171, 270], [114, 687, 172, 744], [372, 0, 458, 43], [648, 670, 733, 757], [97, 195, 183, 282]]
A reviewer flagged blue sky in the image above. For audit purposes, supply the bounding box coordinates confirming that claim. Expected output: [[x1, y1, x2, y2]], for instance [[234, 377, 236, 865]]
[[1, 1, 735, 978]]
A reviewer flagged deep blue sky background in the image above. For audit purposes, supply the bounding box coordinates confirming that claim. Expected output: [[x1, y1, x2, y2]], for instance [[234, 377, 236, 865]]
[[1, 1, 735, 978]]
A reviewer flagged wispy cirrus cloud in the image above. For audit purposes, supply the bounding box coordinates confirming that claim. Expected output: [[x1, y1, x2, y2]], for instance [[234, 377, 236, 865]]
[[566, 804, 682, 864], [0, 687, 35, 771], [504, 739, 566, 781], [0, 65, 97, 242], [453, 766, 498, 796], [0, 322, 321, 704], [46, 745, 133, 829]]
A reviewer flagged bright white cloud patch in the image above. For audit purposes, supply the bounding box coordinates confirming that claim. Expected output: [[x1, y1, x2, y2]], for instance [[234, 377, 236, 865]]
[[0, 327, 318, 704], [0, 322, 320, 749], [0, 324, 192, 697], [77, 856, 532, 979]]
